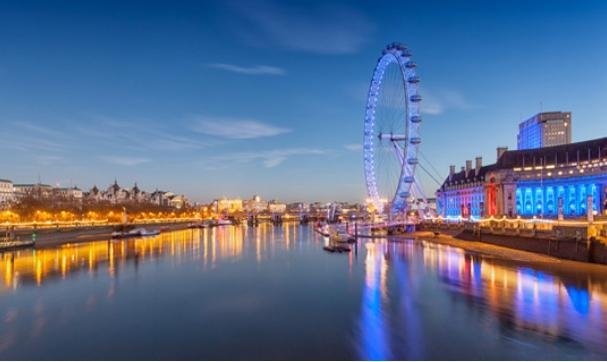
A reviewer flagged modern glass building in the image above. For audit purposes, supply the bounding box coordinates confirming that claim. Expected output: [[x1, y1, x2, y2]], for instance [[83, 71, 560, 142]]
[[437, 137, 607, 219], [517, 112, 572, 150]]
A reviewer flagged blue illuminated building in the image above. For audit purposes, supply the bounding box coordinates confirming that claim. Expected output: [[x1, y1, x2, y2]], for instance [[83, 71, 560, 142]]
[[517, 112, 572, 150], [437, 137, 607, 219]]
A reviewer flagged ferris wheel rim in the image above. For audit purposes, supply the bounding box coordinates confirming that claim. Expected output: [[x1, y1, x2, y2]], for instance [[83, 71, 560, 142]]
[[363, 43, 422, 215]]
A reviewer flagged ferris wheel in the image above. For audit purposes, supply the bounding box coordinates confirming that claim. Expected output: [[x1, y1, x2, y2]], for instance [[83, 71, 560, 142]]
[[363, 42, 422, 217]]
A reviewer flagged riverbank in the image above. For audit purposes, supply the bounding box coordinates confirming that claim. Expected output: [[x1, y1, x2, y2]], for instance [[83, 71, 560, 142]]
[[406, 230, 607, 279], [411, 230, 562, 263], [4, 221, 194, 249]]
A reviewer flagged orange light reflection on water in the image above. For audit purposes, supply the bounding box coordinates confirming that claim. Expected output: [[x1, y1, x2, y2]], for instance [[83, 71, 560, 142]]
[[0, 228, 248, 291]]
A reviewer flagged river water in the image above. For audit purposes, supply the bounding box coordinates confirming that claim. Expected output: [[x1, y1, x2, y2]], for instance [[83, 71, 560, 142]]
[[0, 224, 606, 360]]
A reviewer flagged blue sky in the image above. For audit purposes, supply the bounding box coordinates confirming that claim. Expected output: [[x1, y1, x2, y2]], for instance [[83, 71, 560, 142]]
[[0, 0, 606, 203]]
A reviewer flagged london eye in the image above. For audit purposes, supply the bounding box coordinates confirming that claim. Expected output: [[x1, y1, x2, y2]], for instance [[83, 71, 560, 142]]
[[363, 42, 422, 217]]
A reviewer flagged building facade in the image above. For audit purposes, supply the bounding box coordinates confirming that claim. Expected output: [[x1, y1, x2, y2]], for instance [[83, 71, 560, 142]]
[[0, 179, 14, 207], [437, 137, 607, 219], [517, 111, 572, 150], [213, 198, 244, 214], [13, 183, 53, 198], [244, 195, 268, 214]]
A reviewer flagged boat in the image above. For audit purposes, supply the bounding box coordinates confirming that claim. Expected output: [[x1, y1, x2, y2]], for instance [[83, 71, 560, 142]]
[[329, 232, 356, 244], [322, 244, 351, 253], [214, 219, 232, 227], [314, 225, 331, 237], [0, 239, 35, 251], [111, 227, 160, 239], [188, 222, 209, 229]]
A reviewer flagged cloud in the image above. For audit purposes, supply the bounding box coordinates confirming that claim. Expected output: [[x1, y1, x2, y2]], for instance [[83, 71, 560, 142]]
[[35, 155, 65, 166], [207, 63, 286, 76], [208, 148, 325, 168], [230, 1, 373, 54], [344, 143, 362, 151], [77, 118, 210, 151], [192, 117, 291, 139], [421, 89, 476, 115], [14, 121, 65, 138], [347, 82, 476, 116], [100, 156, 150, 166]]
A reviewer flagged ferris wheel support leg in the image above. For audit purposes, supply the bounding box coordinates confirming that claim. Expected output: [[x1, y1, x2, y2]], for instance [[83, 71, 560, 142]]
[[391, 141, 405, 166], [412, 177, 435, 218]]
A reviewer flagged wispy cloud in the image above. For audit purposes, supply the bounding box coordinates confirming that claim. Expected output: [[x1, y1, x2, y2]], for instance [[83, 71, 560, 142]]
[[192, 117, 291, 139], [207, 63, 286, 76], [207, 148, 325, 168], [100, 156, 150, 166], [76, 118, 211, 152], [346, 82, 476, 116], [230, 1, 373, 54], [35, 155, 65, 166], [421, 89, 477, 115], [344, 143, 362, 151], [14, 121, 66, 138]]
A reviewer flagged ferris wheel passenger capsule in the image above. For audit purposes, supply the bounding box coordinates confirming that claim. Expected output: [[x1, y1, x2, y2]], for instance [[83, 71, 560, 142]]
[[411, 116, 422, 123], [410, 94, 422, 102]]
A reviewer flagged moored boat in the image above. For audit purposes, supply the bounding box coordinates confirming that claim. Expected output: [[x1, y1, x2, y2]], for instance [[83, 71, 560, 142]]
[[314, 225, 331, 237], [111, 227, 160, 239], [322, 244, 351, 253], [329, 232, 356, 244], [0, 239, 35, 251]]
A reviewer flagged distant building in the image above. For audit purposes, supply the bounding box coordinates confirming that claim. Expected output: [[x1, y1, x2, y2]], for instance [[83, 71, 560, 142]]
[[54, 186, 83, 201], [437, 137, 607, 219], [517, 111, 572, 150], [86, 185, 103, 201], [213, 198, 243, 214], [150, 190, 177, 207], [244, 195, 267, 214], [168, 194, 188, 209], [0, 179, 14, 207], [286, 202, 309, 214], [267, 200, 286, 214], [14, 183, 53, 198]]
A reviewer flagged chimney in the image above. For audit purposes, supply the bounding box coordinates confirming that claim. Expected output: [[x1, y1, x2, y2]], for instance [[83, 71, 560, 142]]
[[465, 160, 472, 177], [449, 165, 455, 181], [475, 157, 482, 176], [497, 147, 508, 161]]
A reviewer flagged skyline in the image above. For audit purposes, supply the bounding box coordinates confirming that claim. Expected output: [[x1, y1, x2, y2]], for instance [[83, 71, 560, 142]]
[[1, 0, 606, 203]]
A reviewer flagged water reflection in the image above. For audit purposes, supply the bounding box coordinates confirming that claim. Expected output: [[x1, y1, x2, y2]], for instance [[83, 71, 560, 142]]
[[0, 226, 248, 291], [357, 238, 607, 358], [0, 225, 606, 359]]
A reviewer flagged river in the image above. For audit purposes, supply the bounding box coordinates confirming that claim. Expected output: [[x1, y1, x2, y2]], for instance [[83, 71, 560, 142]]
[[0, 224, 606, 359]]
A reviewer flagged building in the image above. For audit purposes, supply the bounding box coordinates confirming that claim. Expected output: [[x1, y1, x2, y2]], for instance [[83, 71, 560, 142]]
[[244, 195, 268, 214], [168, 194, 188, 209], [54, 186, 83, 201], [13, 183, 53, 198], [213, 198, 243, 214], [517, 111, 572, 150], [0, 179, 14, 207], [437, 136, 607, 219], [267, 200, 287, 214], [286, 202, 309, 214]]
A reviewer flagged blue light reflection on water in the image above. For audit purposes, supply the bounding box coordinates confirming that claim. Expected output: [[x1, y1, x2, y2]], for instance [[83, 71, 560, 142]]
[[0, 225, 606, 359], [359, 242, 390, 360]]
